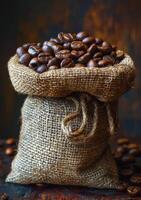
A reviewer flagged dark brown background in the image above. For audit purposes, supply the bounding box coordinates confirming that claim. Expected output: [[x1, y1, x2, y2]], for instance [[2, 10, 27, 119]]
[[1, 0, 140, 138]]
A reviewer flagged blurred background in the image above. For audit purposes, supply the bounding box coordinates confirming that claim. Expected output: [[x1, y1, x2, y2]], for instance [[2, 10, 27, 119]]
[[1, 0, 140, 138]]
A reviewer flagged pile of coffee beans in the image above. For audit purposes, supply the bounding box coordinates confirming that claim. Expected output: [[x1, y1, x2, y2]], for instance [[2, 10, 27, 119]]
[[16, 32, 125, 73], [113, 137, 141, 197]]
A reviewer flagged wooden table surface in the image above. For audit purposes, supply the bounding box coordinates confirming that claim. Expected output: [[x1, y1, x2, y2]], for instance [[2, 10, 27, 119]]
[[0, 140, 140, 200]]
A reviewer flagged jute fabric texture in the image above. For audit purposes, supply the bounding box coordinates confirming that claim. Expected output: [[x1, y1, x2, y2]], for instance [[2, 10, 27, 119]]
[[6, 53, 135, 188]]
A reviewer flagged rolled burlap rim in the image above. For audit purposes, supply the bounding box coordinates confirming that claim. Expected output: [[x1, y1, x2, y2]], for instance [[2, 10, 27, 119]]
[[8, 54, 135, 101]]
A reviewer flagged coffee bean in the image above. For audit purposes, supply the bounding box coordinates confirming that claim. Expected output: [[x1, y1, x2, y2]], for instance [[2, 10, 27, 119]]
[[98, 59, 111, 67], [48, 65, 59, 70], [76, 32, 89, 40], [116, 146, 128, 155], [29, 58, 39, 68], [16, 47, 26, 57], [28, 46, 41, 56], [128, 144, 140, 150], [114, 151, 124, 161], [58, 32, 65, 42], [98, 46, 112, 54], [78, 53, 91, 64], [42, 45, 54, 54], [103, 55, 115, 65], [47, 57, 60, 67], [71, 41, 86, 50], [130, 175, 141, 185], [87, 44, 97, 55], [129, 148, 141, 157], [22, 43, 32, 50], [116, 50, 124, 61], [5, 147, 14, 156], [71, 50, 85, 58], [87, 59, 98, 68], [38, 53, 52, 64], [122, 155, 135, 164], [111, 51, 117, 58], [117, 138, 129, 145], [120, 168, 133, 178], [93, 52, 103, 58], [102, 41, 111, 47], [6, 138, 15, 145], [55, 50, 71, 59], [95, 38, 103, 45], [83, 37, 95, 45], [37, 42, 42, 48], [0, 193, 9, 200], [52, 44, 63, 53], [93, 57, 101, 62], [19, 53, 31, 65], [63, 42, 71, 49], [74, 63, 85, 68], [36, 65, 47, 73], [62, 33, 73, 42], [127, 186, 141, 197], [61, 58, 74, 68], [50, 38, 61, 44], [116, 182, 128, 192]]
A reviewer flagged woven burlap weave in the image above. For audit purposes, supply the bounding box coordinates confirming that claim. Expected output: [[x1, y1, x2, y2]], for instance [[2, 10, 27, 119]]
[[6, 53, 135, 188], [6, 96, 119, 188]]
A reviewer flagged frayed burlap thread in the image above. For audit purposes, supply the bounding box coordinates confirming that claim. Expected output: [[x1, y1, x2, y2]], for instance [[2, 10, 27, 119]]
[[6, 96, 119, 188]]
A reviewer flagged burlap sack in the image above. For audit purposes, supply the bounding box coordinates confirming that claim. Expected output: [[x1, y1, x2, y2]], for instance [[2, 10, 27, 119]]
[[6, 54, 135, 188]]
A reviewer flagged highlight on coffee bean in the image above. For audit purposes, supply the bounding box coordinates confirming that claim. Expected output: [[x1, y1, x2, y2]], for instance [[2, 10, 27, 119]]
[[16, 31, 125, 73]]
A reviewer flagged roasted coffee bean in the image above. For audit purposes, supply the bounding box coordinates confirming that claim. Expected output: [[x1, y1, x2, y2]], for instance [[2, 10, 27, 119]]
[[78, 53, 91, 64], [95, 38, 103, 45], [52, 44, 63, 53], [130, 175, 141, 185], [71, 41, 86, 50], [74, 63, 85, 68], [127, 186, 141, 197], [116, 146, 128, 155], [87, 59, 98, 68], [57, 32, 65, 42], [28, 46, 41, 56], [6, 138, 15, 145], [128, 143, 140, 150], [129, 148, 141, 157], [93, 57, 101, 62], [0, 193, 9, 200], [47, 57, 60, 67], [19, 53, 31, 65], [116, 182, 128, 192], [38, 53, 52, 64], [98, 46, 112, 54], [83, 37, 95, 45], [76, 32, 89, 40], [36, 64, 47, 73], [120, 168, 133, 178], [102, 41, 111, 47], [111, 51, 117, 58], [103, 55, 115, 65], [48, 65, 59, 70], [29, 58, 39, 68], [37, 42, 42, 47], [61, 58, 74, 68], [63, 42, 71, 49], [55, 50, 71, 59], [93, 52, 103, 58], [87, 44, 97, 55], [71, 50, 85, 58], [121, 155, 135, 164], [62, 33, 73, 42], [116, 50, 124, 61], [117, 138, 129, 145], [16, 47, 26, 57], [98, 59, 111, 67], [114, 151, 124, 161], [46, 41, 57, 48], [5, 147, 14, 156], [42, 45, 54, 54], [50, 38, 61, 44], [22, 43, 32, 50]]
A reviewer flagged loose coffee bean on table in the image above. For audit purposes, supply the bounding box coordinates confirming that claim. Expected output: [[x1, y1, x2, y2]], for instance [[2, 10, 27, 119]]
[[16, 31, 125, 73]]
